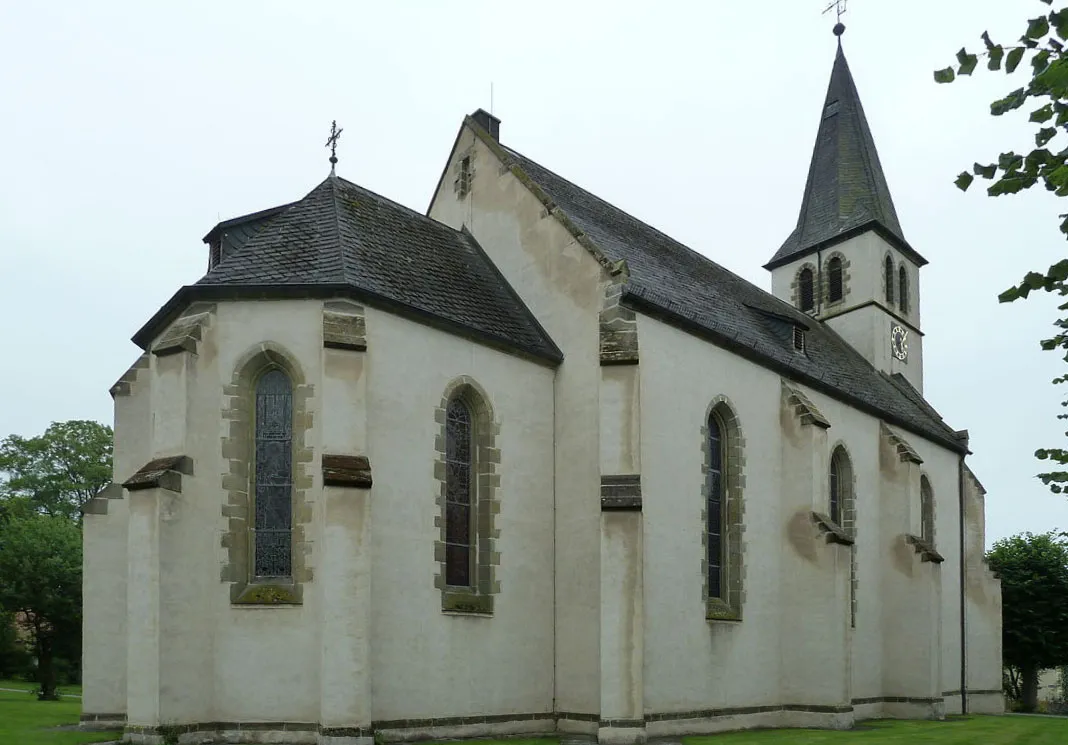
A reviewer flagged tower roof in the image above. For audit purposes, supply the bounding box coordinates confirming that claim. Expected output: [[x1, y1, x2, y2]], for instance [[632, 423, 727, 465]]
[[765, 44, 926, 269]]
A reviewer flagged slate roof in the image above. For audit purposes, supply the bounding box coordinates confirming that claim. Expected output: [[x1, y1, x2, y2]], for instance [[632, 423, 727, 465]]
[[133, 176, 562, 364], [484, 138, 964, 453], [765, 44, 926, 270]]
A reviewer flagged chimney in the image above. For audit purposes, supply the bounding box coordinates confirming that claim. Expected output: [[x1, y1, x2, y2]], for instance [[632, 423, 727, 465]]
[[469, 108, 500, 141]]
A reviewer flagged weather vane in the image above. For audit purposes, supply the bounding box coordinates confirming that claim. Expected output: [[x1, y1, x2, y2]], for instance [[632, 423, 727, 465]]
[[823, 0, 847, 37], [326, 120, 343, 173]]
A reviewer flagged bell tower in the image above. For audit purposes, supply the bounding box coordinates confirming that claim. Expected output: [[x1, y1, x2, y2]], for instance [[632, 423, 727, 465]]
[[766, 29, 927, 392]]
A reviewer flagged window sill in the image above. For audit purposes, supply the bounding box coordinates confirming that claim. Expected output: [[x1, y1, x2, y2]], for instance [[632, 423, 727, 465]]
[[811, 511, 854, 546], [706, 598, 741, 622], [906, 534, 944, 564], [442, 589, 493, 615], [232, 581, 302, 605]]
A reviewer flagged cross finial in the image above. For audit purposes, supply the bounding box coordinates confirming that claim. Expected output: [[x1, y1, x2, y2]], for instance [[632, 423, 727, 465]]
[[325, 120, 343, 174], [823, 0, 847, 38]]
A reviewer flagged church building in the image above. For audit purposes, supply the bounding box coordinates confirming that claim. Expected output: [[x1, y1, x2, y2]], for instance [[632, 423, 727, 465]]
[[82, 35, 1004, 745]]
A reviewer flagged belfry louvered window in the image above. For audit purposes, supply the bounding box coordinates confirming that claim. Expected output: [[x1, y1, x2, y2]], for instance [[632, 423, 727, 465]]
[[884, 256, 895, 304], [798, 267, 815, 312], [827, 257, 844, 302], [445, 397, 475, 587], [899, 265, 909, 313], [253, 369, 294, 578]]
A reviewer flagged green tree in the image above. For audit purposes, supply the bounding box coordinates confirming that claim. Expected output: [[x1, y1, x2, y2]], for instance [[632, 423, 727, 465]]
[[935, 3, 1068, 494], [0, 420, 113, 520], [986, 531, 1068, 711], [0, 514, 82, 699]]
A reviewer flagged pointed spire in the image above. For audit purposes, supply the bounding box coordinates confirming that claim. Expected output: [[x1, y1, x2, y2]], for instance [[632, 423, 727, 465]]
[[765, 43, 925, 269]]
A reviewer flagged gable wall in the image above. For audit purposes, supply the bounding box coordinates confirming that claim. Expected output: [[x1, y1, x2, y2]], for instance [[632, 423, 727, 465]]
[[429, 125, 607, 717]]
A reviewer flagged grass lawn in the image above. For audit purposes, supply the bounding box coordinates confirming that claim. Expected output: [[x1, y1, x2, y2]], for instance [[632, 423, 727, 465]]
[[0, 690, 120, 745], [683, 715, 1068, 744]]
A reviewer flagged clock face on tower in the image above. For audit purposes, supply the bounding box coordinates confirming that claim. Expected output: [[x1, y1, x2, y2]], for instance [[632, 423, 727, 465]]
[[891, 325, 909, 361]]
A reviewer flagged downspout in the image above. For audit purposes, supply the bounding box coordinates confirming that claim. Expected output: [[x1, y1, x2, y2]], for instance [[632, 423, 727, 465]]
[[958, 453, 968, 715]]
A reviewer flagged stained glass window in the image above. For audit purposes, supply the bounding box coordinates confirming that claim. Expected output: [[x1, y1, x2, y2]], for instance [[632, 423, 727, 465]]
[[828, 257, 844, 302], [798, 268, 815, 312], [920, 476, 935, 544], [707, 413, 725, 600], [829, 450, 843, 524], [254, 369, 293, 578], [885, 256, 895, 304], [445, 397, 474, 587]]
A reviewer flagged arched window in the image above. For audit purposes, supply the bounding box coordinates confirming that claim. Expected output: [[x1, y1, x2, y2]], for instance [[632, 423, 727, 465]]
[[703, 399, 746, 620], [798, 267, 815, 312], [434, 378, 500, 614], [827, 256, 844, 303], [253, 368, 294, 578], [899, 265, 909, 313], [829, 448, 844, 525], [920, 475, 935, 545], [829, 444, 857, 626], [445, 397, 475, 587], [706, 412, 726, 600], [884, 255, 895, 304]]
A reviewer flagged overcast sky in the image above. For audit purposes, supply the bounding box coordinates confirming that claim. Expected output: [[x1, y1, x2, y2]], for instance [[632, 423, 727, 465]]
[[2, 1, 1067, 546]]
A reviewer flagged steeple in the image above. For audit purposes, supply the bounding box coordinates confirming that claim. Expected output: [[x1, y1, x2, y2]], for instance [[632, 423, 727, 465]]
[[765, 44, 925, 270]]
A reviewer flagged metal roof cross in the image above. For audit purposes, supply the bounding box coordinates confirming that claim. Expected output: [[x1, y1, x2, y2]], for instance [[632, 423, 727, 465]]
[[326, 120, 343, 173], [823, 0, 847, 37]]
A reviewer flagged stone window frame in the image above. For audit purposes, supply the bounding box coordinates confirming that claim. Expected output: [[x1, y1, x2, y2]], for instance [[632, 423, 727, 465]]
[[920, 473, 936, 546], [883, 253, 895, 305], [700, 396, 746, 622], [829, 441, 858, 628], [823, 251, 850, 307], [221, 342, 314, 605], [433, 376, 501, 615], [793, 263, 817, 313], [453, 147, 476, 200]]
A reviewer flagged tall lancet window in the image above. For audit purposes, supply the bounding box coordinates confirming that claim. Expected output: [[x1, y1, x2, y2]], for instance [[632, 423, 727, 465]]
[[899, 265, 909, 314], [829, 448, 845, 525], [827, 256, 844, 303], [798, 267, 815, 312], [253, 368, 294, 578], [706, 411, 726, 599], [920, 476, 935, 545], [445, 397, 475, 587], [884, 255, 895, 304]]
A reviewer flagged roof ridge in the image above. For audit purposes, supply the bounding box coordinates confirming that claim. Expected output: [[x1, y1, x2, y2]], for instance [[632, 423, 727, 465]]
[[504, 145, 821, 327], [335, 175, 464, 238], [326, 176, 348, 281], [503, 145, 709, 263]]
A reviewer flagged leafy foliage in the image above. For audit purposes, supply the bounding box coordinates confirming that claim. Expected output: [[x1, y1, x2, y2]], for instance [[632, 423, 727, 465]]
[[986, 531, 1068, 710], [0, 514, 83, 700], [0, 420, 113, 520], [936, 2, 1068, 494]]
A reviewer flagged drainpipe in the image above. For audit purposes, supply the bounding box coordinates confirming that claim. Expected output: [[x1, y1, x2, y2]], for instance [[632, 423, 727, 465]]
[[958, 452, 968, 715]]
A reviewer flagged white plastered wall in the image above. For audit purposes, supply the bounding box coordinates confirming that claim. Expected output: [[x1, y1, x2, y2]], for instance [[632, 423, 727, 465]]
[[366, 308, 555, 721], [429, 124, 606, 719]]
